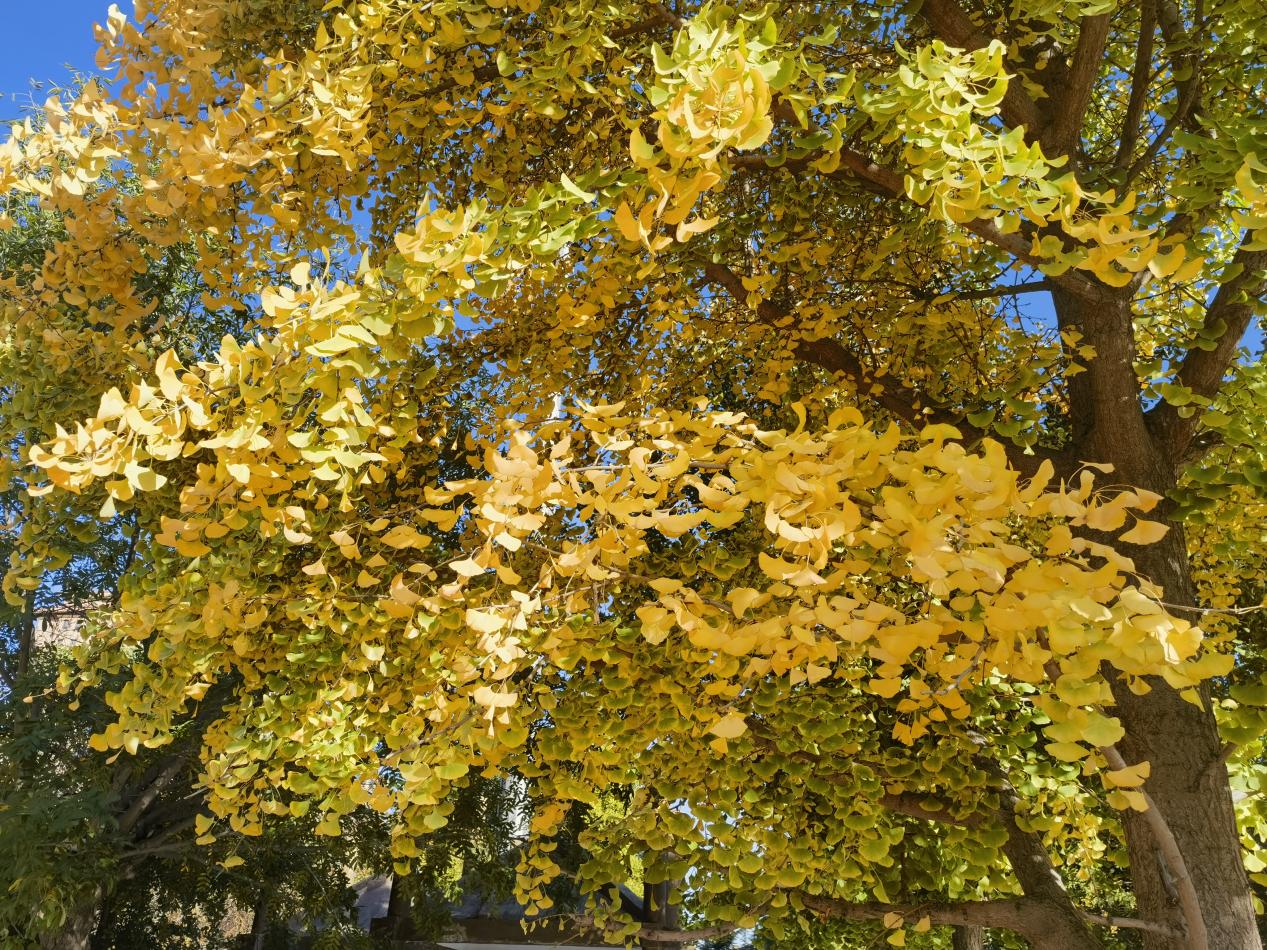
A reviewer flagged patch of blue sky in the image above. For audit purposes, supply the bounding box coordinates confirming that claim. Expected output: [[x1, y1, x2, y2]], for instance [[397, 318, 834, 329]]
[[0, 2, 111, 118]]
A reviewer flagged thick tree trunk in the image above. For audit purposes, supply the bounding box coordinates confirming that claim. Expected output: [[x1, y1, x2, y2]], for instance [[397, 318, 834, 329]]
[[384, 873, 412, 938], [1112, 532, 1259, 950], [1049, 283, 1262, 950], [249, 891, 270, 950], [640, 879, 680, 950], [952, 925, 984, 950], [40, 890, 100, 950]]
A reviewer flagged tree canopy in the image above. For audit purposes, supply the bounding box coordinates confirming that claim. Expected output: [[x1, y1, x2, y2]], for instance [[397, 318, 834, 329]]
[[2, 0, 1266, 948]]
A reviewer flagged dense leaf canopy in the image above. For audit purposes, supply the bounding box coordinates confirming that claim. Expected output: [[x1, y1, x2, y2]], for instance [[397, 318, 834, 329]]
[[2, 0, 1266, 947]]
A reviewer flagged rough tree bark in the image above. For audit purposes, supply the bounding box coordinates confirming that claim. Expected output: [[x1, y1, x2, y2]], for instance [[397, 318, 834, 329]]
[[40, 889, 101, 950], [641, 878, 681, 950], [997, 782, 1104, 950], [952, 925, 985, 950], [1054, 284, 1262, 950], [249, 891, 270, 950], [1112, 537, 1258, 950], [382, 873, 414, 939]]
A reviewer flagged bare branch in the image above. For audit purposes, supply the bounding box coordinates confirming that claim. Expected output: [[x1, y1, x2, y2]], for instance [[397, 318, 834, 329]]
[[117, 755, 188, 834], [801, 894, 1046, 934], [120, 814, 198, 864], [924, 280, 1052, 302], [1082, 910, 1181, 936]]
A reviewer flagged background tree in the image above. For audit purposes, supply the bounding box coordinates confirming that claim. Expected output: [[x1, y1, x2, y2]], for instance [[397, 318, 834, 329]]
[[0, 163, 384, 950]]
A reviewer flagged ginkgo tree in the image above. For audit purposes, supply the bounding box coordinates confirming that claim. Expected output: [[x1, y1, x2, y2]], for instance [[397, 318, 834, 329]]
[[2, 0, 1266, 948]]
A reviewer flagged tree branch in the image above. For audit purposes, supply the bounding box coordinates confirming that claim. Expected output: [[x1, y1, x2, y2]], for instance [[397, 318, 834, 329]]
[[744, 735, 1177, 941], [1147, 241, 1267, 457], [16, 590, 35, 681], [1082, 911, 1180, 937], [1123, 0, 1203, 185], [703, 261, 967, 432], [702, 259, 1066, 477], [731, 147, 1114, 303], [924, 279, 1052, 302], [572, 904, 769, 946], [117, 755, 188, 834], [996, 780, 1085, 914], [1155, 0, 1202, 130], [801, 894, 1047, 935], [1041, 13, 1111, 158], [1114, 0, 1157, 173], [626, 894, 1175, 944], [120, 814, 198, 864], [419, 7, 678, 100], [880, 791, 985, 828]]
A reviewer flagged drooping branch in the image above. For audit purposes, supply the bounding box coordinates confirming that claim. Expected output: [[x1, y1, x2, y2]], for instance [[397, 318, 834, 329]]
[[1147, 242, 1267, 458]]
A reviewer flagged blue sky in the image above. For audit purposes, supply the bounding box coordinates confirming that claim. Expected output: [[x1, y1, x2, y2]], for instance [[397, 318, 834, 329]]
[[0, 2, 111, 120]]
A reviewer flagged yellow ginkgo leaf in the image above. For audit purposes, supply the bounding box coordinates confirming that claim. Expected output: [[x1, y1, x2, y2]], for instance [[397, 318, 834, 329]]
[[708, 711, 748, 739]]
